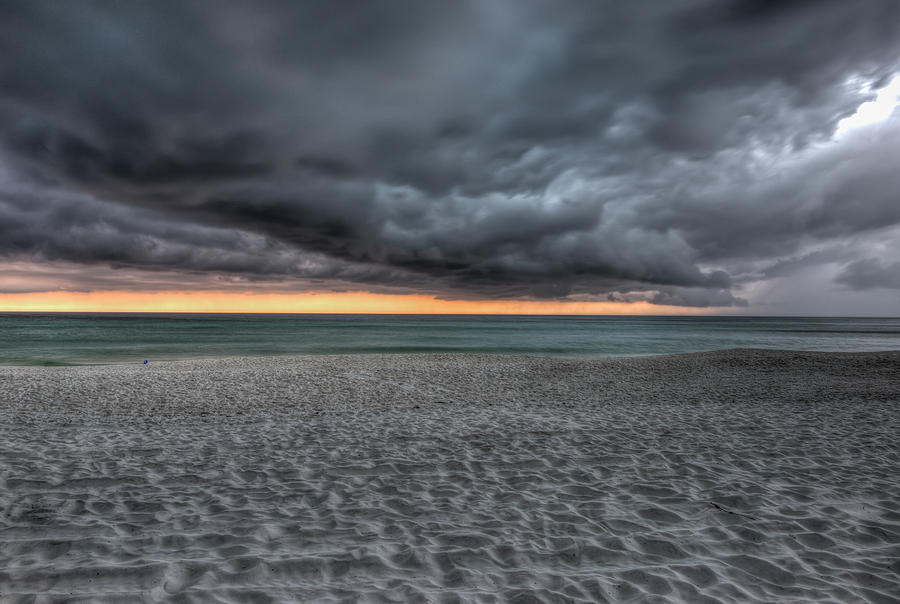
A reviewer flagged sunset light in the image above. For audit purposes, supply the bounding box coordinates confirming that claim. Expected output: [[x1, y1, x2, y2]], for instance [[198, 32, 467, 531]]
[[0, 290, 709, 315]]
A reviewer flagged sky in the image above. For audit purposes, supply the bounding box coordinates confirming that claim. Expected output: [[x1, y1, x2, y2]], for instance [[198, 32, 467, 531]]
[[1, 1, 899, 315]]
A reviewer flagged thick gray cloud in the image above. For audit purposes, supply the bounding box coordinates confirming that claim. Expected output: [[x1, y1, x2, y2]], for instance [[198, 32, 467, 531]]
[[836, 259, 900, 290], [1, 1, 900, 308]]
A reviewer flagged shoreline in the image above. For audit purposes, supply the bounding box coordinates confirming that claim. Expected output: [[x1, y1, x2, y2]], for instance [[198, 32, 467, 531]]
[[4, 344, 900, 365]]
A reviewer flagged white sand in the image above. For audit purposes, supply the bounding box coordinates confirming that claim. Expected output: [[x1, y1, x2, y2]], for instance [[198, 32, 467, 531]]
[[1, 350, 898, 603]]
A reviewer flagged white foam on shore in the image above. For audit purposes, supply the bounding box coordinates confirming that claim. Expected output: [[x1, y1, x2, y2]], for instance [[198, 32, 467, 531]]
[[1, 350, 899, 602]]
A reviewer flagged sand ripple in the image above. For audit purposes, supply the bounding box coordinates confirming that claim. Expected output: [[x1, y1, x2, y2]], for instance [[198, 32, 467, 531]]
[[1, 351, 899, 602]]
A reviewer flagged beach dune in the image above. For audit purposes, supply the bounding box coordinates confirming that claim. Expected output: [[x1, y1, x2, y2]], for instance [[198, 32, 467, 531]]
[[1, 350, 899, 603]]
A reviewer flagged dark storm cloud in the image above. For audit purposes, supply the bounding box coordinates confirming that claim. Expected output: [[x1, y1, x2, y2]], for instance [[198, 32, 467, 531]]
[[1, 0, 900, 305], [650, 287, 748, 309], [0, 181, 433, 292]]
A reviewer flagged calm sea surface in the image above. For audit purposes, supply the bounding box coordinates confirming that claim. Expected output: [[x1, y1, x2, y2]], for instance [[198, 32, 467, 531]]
[[1, 313, 899, 365]]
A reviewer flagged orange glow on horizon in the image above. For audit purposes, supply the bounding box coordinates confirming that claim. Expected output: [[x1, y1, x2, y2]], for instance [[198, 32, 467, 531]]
[[0, 290, 716, 315]]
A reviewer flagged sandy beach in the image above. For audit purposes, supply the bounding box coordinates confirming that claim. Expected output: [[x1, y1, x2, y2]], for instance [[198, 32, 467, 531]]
[[1, 350, 899, 603]]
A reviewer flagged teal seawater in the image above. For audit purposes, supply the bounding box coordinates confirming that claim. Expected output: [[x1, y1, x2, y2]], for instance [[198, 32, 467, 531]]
[[1, 313, 899, 365]]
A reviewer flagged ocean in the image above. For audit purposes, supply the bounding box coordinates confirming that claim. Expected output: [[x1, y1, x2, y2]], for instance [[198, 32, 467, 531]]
[[1, 313, 900, 365]]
